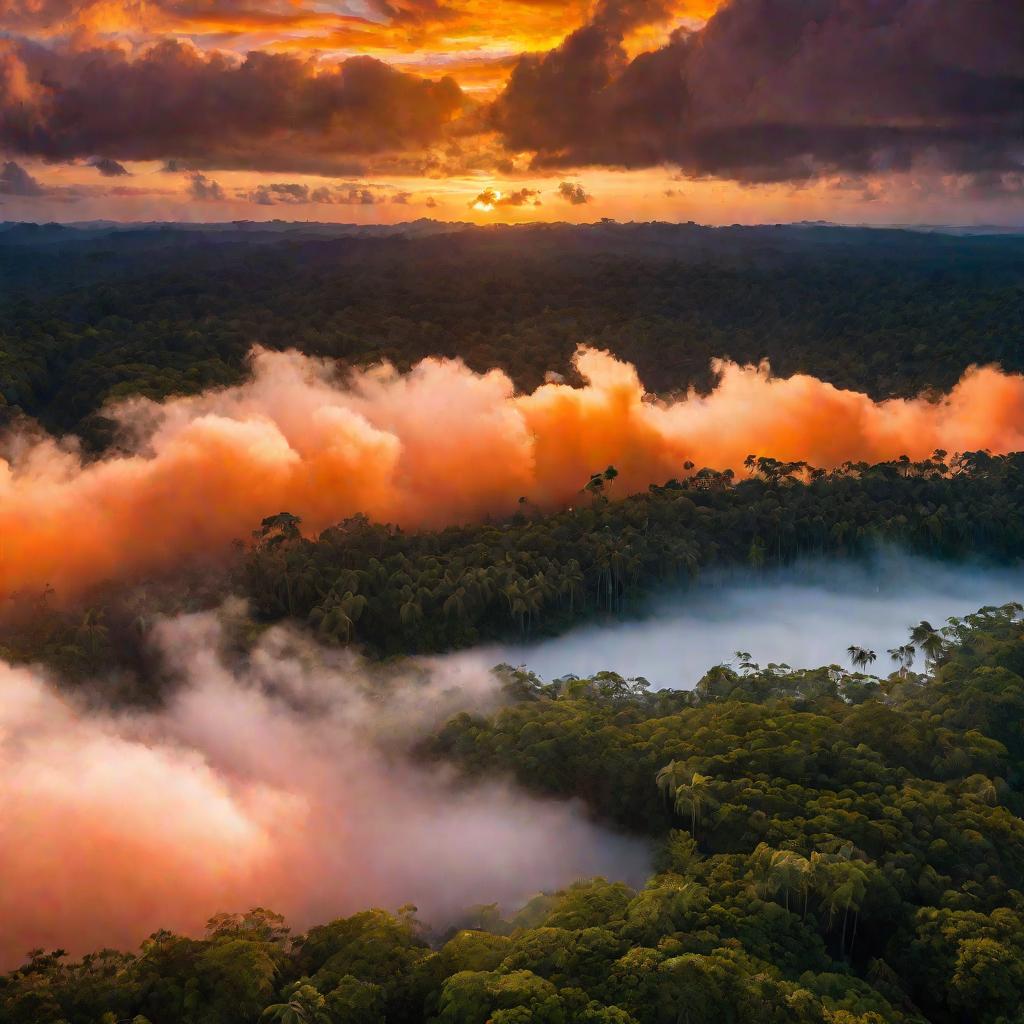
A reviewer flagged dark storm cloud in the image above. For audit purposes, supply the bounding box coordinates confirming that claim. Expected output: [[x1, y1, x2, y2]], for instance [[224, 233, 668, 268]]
[[2, 0, 1017, 189], [187, 172, 225, 201], [90, 157, 129, 177], [339, 186, 380, 204], [558, 181, 591, 204], [470, 186, 540, 207], [492, 0, 1024, 185], [492, 24, 624, 161], [0, 160, 44, 195], [0, 37, 466, 175], [240, 182, 386, 205], [589, 0, 675, 34], [245, 182, 312, 205]]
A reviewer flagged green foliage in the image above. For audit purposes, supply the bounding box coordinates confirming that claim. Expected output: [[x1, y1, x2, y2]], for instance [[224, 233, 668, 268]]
[[3, 224, 1023, 438], [14, 450, 1023, 680], [238, 451, 1024, 658], [426, 603, 1024, 1022]]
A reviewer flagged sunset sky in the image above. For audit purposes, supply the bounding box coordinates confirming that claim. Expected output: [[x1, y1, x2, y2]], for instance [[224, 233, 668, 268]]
[[0, 0, 1020, 224]]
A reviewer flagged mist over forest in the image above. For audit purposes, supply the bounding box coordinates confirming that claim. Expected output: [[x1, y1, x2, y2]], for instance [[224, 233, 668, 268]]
[[2, 220, 1024, 1024], [489, 551, 1024, 688], [0, 609, 650, 966]]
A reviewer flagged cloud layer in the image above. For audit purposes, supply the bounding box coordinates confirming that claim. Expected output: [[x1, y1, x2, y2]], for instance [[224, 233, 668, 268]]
[[0, 1, 1019, 191], [4, 346, 1024, 600]]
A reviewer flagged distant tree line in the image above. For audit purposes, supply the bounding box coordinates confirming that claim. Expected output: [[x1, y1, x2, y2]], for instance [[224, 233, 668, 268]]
[[2, 224, 1022, 445]]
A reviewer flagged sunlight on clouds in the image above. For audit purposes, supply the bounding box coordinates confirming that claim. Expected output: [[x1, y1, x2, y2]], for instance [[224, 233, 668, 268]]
[[1, 0, 1018, 224]]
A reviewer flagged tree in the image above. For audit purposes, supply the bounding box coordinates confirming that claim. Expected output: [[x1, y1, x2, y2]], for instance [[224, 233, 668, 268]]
[[910, 621, 945, 672], [75, 608, 108, 659], [194, 937, 281, 1024], [655, 760, 688, 806], [886, 644, 915, 678], [815, 859, 870, 960], [748, 537, 766, 570], [324, 976, 385, 1023], [846, 646, 877, 672], [658, 768, 718, 842], [748, 845, 806, 912], [262, 983, 329, 1024], [255, 512, 303, 547]]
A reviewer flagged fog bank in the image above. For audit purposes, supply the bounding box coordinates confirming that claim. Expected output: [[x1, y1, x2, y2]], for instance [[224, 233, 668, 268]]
[[0, 609, 647, 966], [487, 551, 1024, 688]]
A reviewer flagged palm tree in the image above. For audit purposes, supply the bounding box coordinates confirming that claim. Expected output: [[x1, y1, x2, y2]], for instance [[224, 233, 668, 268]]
[[443, 588, 467, 623], [886, 644, 915, 678], [262, 984, 329, 1024], [733, 651, 756, 675], [655, 760, 689, 804], [657, 764, 718, 841], [560, 559, 584, 612], [749, 846, 805, 912], [910, 621, 945, 673], [836, 864, 869, 959], [787, 852, 813, 919], [521, 573, 549, 632], [75, 609, 108, 659], [399, 597, 423, 628], [316, 591, 366, 643], [846, 646, 877, 672], [748, 537, 766, 570], [749, 843, 782, 901], [773, 850, 808, 913], [584, 473, 606, 500], [813, 855, 868, 959]]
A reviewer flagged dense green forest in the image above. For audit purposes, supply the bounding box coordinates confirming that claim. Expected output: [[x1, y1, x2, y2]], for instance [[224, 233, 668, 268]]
[[241, 452, 1024, 656], [4, 450, 1023, 681], [4, 603, 1024, 1024], [1, 223, 1022, 447]]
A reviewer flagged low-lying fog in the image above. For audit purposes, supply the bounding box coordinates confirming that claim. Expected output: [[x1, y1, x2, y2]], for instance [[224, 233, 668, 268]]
[[0, 610, 648, 966], [486, 550, 1024, 688]]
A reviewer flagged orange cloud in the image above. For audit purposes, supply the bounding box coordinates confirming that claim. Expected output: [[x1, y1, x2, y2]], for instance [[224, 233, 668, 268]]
[[0, 1, 714, 96], [3, 346, 1024, 602]]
